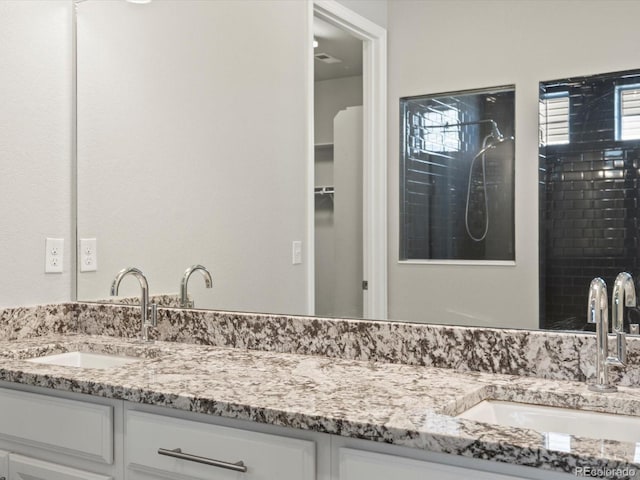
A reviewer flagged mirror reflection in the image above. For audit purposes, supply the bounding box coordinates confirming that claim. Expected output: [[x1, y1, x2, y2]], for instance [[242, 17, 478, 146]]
[[76, 0, 640, 332], [400, 86, 515, 262], [77, 0, 311, 314], [539, 68, 640, 331]]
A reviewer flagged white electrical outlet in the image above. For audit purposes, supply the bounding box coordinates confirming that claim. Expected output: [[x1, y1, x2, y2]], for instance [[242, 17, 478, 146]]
[[292, 240, 302, 265], [80, 238, 97, 272], [45, 238, 64, 273]]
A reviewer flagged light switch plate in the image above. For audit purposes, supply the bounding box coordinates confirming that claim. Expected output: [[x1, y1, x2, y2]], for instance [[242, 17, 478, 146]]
[[292, 241, 302, 265]]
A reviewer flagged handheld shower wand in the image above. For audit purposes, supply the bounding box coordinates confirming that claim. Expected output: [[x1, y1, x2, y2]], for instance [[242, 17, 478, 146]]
[[464, 132, 514, 242]]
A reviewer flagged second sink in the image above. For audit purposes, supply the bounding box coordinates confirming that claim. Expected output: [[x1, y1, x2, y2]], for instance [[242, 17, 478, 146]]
[[27, 351, 140, 370], [457, 400, 640, 443]]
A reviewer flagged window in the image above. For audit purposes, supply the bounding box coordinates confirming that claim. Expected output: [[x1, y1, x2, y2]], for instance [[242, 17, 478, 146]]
[[539, 92, 569, 146], [616, 84, 640, 141], [421, 108, 460, 152]]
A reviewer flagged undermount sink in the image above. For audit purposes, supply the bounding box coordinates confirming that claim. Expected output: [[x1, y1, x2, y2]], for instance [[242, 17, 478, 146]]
[[457, 400, 640, 444], [26, 351, 141, 370]]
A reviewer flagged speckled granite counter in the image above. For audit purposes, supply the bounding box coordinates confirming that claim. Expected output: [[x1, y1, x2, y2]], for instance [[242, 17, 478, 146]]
[[1, 334, 639, 478]]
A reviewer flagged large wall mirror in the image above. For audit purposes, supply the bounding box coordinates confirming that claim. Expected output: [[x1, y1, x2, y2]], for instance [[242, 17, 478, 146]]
[[539, 68, 640, 331], [76, 0, 640, 333], [77, 0, 311, 314]]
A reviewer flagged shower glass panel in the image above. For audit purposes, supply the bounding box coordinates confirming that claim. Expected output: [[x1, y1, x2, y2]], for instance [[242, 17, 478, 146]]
[[400, 86, 515, 261]]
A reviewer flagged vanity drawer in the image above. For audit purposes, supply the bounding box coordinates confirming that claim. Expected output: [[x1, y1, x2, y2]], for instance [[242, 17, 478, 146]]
[[9, 453, 112, 480], [125, 411, 315, 480], [339, 448, 531, 480], [0, 388, 113, 464]]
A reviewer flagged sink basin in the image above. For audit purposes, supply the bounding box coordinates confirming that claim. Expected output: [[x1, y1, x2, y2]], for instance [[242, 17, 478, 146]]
[[457, 400, 640, 443], [26, 351, 140, 370]]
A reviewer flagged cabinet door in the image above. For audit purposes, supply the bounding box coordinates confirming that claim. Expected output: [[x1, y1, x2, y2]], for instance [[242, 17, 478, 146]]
[[0, 387, 113, 464], [126, 411, 314, 480], [9, 454, 111, 480], [0, 450, 8, 480], [339, 449, 529, 480]]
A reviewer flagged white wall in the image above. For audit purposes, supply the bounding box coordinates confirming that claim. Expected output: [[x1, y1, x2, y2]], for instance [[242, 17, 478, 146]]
[[315, 76, 363, 145], [76, 0, 310, 314], [387, 0, 640, 328], [336, 0, 387, 28], [0, 1, 73, 308]]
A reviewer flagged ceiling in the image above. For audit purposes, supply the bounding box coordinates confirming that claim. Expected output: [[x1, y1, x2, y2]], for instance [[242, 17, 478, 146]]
[[313, 16, 363, 82]]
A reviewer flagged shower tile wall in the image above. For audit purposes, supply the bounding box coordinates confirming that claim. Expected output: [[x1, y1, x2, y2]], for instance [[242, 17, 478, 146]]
[[540, 71, 640, 330], [400, 88, 515, 261]]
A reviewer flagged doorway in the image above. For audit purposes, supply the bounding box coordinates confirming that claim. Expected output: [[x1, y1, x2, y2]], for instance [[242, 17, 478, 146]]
[[313, 16, 363, 318], [309, 2, 387, 320]]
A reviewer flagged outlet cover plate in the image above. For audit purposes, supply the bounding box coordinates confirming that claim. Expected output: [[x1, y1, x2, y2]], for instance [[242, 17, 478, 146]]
[[45, 238, 64, 274]]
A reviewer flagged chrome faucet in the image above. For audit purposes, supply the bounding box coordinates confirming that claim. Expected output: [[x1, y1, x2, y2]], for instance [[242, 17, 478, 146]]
[[587, 274, 634, 392], [611, 271, 636, 361], [111, 267, 157, 343], [180, 265, 213, 308]]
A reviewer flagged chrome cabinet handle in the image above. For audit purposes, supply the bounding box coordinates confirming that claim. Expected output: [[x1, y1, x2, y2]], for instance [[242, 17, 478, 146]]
[[158, 447, 248, 473]]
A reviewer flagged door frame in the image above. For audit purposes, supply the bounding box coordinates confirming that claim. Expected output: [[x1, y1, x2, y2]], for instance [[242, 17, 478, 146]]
[[307, 0, 387, 319]]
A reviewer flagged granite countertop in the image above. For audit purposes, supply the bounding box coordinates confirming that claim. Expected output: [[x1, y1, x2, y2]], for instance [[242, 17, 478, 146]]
[[1, 334, 639, 477]]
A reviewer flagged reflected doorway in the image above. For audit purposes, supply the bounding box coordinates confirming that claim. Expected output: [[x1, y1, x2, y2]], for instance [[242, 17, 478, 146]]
[[313, 15, 364, 318]]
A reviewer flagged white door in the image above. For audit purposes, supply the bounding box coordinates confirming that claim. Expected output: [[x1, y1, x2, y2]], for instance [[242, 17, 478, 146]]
[[333, 106, 365, 319], [9, 454, 111, 480]]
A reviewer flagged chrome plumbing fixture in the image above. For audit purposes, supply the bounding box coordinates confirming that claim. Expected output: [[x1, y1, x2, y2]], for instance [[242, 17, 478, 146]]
[[180, 265, 213, 308], [611, 272, 636, 361], [111, 267, 157, 343], [414, 118, 515, 242], [587, 273, 635, 393], [464, 132, 514, 242]]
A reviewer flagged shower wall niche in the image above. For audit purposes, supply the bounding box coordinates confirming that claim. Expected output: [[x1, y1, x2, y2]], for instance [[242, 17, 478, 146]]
[[400, 86, 515, 262]]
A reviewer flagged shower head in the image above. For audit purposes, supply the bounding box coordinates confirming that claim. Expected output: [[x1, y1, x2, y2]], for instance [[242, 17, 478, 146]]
[[488, 120, 504, 141], [472, 134, 514, 161]]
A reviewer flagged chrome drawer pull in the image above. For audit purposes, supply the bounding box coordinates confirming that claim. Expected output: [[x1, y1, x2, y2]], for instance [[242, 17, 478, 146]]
[[158, 447, 248, 473]]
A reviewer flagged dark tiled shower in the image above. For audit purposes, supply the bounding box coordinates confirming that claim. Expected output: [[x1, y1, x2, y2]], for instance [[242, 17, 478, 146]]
[[540, 70, 640, 330], [400, 87, 515, 261]]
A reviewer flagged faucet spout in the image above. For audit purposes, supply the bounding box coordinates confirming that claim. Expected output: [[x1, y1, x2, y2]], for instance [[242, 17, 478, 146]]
[[180, 265, 213, 308], [611, 272, 636, 365], [612, 272, 636, 326], [111, 267, 156, 342], [587, 274, 635, 393], [586, 277, 616, 392]]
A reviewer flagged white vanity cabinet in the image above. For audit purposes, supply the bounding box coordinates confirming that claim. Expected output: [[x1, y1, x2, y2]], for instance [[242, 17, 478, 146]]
[[8, 454, 111, 480], [338, 448, 529, 480], [0, 385, 120, 480], [0, 450, 8, 480], [125, 411, 315, 480], [0, 387, 113, 464], [0, 385, 580, 480]]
